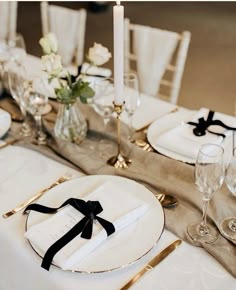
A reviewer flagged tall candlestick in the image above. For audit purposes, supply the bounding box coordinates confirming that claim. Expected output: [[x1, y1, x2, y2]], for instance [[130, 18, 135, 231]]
[[113, 1, 124, 105]]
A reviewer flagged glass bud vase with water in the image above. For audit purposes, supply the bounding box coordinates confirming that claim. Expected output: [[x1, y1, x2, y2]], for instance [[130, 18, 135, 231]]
[[54, 100, 87, 143]]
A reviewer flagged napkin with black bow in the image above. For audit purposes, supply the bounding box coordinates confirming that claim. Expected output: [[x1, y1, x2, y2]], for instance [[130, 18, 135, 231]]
[[24, 182, 148, 271], [155, 108, 236, 160]]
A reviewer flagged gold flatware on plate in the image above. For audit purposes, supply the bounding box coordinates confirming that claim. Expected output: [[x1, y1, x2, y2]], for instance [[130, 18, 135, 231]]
[[120, 239, 182, 290], [2, 175, 70, 218]]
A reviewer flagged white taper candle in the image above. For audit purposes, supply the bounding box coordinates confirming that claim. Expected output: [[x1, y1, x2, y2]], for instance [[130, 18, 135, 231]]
[[113, 1, 124, 105]]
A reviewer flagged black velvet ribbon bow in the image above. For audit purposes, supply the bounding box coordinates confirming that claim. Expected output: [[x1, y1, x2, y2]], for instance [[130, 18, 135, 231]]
[[24, 198, 115, 271], [187, 110, 236, 137]]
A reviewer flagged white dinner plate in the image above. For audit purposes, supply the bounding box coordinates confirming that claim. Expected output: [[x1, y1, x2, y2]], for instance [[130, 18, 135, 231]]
[[0, 108, 11, 138], [26, 175, 164, 273], [147, 108, 197, 164]]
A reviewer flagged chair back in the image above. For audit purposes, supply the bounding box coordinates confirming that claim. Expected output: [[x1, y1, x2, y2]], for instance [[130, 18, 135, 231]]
[[0, 2, 18, 40], [124, 18, 191, 104], [40, 1, 86, 66]]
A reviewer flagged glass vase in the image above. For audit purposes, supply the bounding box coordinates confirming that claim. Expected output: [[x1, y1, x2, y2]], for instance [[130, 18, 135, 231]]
[[54, 100, 87, 143]]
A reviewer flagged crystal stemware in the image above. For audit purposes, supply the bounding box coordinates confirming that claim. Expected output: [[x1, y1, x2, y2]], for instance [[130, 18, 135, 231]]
[[187, 143, 225, 245], [26, 77, 48, 145], [220, 147, 236, 240], [93, 78, 114, 136], [8, 34, 26, 65], [7, 62, 31, 136], [124, 73, 140, 142]]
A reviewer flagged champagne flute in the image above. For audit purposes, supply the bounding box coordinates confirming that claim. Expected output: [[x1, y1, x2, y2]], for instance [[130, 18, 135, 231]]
[[220, 147, 236, 240], [26, 77, 48, 145], [124, 73, 140, 142], [187, 143, 225, 245]]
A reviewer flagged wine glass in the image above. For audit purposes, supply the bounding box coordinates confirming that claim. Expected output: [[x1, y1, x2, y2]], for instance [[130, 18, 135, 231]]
[[187, 143, 225, 245], [8, 34, 26, 65], [124, 73, 140, 142], [7, 62, 31, 136], [26, 77, 48, 145], [93, 78, 114, 135], [220, 147, 236, 240]]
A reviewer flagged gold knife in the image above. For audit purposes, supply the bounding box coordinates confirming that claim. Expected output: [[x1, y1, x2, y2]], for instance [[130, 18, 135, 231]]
[[0, 138, 19, 149], [120, 239, 182, 290], [2, 175, 69, 218]]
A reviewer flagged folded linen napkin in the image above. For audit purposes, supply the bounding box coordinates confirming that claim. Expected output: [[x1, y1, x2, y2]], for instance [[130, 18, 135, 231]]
[[133, 24, 179, 96], [156, 108, 235, 160], [25, 181, 148, 270], [81, 62, 112, 78]]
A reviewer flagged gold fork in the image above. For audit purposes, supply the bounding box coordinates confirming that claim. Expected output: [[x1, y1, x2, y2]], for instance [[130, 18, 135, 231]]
[[2, 175, 70, 218]]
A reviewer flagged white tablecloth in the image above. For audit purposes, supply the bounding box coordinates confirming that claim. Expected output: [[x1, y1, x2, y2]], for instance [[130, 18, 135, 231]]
[[0, 146, 235, 290]]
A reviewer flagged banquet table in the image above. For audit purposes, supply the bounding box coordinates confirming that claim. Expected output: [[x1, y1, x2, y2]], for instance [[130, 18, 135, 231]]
[[0, 55, 236, 290], [1, 146, 235, 290]]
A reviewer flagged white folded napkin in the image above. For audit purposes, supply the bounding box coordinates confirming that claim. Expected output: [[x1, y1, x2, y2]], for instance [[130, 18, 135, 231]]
[[0, 109, 11, 138], [25, 181, 148, 270], [156, 108, 235, 160], [81, 62, 112, 78]]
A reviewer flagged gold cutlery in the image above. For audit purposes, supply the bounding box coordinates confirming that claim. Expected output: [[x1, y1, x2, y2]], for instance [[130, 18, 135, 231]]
[[2, 175, 70, 218], [0, 138, 19, 149], [155, 192, 178, 208], [120, 239, 182, 290]]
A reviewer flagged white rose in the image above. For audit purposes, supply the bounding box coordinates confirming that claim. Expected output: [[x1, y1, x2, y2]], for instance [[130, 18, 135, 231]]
[[42, 53, 62, 76], [39, 33, 58, 54], [88, 42, 112, 66]]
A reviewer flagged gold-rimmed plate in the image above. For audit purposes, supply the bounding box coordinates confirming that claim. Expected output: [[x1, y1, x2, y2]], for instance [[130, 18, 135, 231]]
[[25, 175, 164, 273]]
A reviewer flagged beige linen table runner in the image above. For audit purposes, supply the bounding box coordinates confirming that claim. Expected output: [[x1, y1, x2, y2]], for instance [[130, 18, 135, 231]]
[[6, 101, 236, 278]]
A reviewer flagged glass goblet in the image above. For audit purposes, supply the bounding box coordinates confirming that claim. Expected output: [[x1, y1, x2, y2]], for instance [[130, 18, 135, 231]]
[[27, 78, 48, 145], [8, 34, 26, 65], [220, 147, 236, 240], [124, 73, 140, 142], [187, 143, 225, 245], [7, 62, 31, 136], [93, 78, 114, 135]]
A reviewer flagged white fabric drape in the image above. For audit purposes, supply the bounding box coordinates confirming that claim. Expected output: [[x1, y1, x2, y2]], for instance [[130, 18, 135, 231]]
[[49, 5, 79, 66], [0, 2, 9, 39], [133, 25, 179, 97]]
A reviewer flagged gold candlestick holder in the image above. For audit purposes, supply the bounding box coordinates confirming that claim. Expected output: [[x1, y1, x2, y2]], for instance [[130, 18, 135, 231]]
[[107, 102, 132, 169]]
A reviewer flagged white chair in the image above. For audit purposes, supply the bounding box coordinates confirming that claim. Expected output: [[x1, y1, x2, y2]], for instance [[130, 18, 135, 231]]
[[0, 2, 18, 40], [124, 18, 191, 105], [40, 2, 87, 67]]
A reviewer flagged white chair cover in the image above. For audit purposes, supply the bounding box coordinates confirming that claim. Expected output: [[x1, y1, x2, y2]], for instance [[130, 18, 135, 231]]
[[49, 5, 80, 66], [0, 2, 10, 39], [133, 25, 179, 97]]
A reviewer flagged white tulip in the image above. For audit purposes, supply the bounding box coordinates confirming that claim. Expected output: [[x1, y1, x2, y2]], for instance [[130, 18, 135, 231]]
[[39, 33, 58, 54], [88, 42, 112, 66], [39, 38, 51, 55], [46, 33, 58, 53]]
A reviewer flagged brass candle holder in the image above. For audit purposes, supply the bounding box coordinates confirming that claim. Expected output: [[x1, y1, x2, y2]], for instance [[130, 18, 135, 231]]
[[107, 102, 132, 169]]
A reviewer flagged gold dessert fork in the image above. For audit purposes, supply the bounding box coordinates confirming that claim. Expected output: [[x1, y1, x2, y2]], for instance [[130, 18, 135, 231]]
[[2, 175, 70, 218]]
